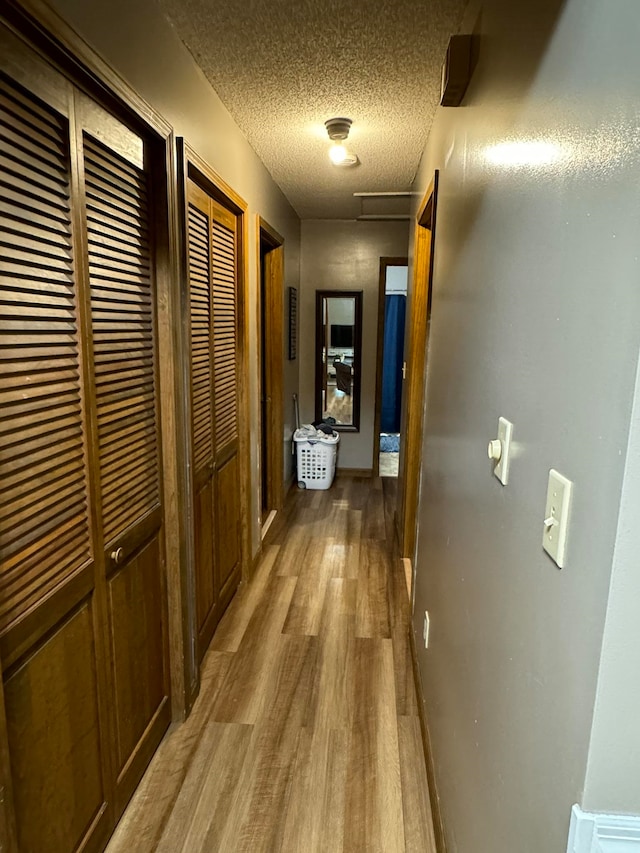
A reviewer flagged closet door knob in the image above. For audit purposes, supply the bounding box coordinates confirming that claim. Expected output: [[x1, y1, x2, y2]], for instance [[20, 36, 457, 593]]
[[111, 547, 124, 565]]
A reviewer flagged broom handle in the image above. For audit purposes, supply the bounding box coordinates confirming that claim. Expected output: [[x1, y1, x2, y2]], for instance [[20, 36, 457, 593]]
[[293, 393, 300, 430]]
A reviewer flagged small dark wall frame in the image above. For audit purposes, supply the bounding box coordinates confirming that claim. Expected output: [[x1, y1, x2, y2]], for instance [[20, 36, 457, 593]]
[[288, 287, 297, 360]]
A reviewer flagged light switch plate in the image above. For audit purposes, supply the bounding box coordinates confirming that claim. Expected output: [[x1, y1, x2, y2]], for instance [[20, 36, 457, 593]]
[[543, 469, 573, 568], [494, 417, 513, 485]]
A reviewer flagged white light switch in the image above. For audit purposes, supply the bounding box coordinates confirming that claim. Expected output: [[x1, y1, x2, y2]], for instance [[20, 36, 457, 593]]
[[489, 417, 513, 485], [542, 469, 573, 568]]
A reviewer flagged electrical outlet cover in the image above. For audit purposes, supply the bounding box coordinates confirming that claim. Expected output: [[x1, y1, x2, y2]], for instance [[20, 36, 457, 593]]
[[494, 417, 513, 485], [423, 611, 430, 648], [542, 469, 573, 568]]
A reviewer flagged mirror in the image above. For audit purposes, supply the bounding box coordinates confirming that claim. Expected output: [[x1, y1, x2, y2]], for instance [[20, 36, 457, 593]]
[[315, 290, 363, 431]]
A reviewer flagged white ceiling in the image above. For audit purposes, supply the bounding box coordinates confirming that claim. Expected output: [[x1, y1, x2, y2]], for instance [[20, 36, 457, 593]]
[[158, 0, 466, 219]]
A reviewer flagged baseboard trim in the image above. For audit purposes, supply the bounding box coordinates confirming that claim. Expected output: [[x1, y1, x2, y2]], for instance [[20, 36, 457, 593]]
[[402, 557, 412, 598], [408, 627, 448, 853], [568, 805, 640, 852], [261, 509, 277, 541], [249, 543, 262, 579], [336, 467, 373, 477]]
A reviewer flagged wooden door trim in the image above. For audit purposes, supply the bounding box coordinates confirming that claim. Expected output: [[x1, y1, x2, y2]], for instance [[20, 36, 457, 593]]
[[3, 0, 172, 139], [259, 217, 284, 249], [257, 216, 285, 527], [0, 676, 18, 853], [181, 142, 252, 594], [398, 173, 439, 559], [372, 256, 408, 476], [156, 135, 197, 720]]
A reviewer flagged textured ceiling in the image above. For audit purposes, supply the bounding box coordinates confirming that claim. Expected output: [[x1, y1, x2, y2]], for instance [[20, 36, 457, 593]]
[[158, 0, 466, 219]]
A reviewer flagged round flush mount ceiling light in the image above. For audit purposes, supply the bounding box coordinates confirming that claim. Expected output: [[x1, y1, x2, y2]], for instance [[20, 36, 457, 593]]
[[325, 117, 359, 167], [329, 143, 358, 166]]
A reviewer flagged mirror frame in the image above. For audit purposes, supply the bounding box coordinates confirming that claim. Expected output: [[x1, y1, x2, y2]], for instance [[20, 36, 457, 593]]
[[314, 289, 363, 432]]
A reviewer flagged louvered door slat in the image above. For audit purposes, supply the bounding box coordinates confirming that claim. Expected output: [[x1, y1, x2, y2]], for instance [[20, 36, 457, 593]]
[[84, 133, 159, 544], [188, 204, 213, 472], [0, 71, 91, 633], [211, 217, 238, 452], [0, 153, 70, 201]]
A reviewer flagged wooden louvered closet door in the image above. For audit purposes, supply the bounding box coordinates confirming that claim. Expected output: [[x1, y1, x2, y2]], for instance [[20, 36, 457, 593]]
[[0, 27, 169, 853], [186, 178, 242, 659], [80, 110, 170, 812]]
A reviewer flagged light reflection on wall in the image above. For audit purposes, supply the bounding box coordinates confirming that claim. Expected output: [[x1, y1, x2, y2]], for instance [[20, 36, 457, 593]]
[[484, 139, 567, 168]]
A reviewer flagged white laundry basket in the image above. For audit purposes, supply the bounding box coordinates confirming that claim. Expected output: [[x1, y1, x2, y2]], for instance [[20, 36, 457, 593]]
[[294, 428, 339, 490]]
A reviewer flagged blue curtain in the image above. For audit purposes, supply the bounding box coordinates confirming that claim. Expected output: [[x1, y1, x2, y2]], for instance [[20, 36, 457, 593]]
[[381, 294, 406, 433]]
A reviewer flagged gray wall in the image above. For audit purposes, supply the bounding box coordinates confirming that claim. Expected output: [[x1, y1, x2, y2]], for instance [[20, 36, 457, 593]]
[[299, 219, 409, 469], [46, 0, 301, 554], [582, 351, 640, 813], [410, 0, 640, 850]]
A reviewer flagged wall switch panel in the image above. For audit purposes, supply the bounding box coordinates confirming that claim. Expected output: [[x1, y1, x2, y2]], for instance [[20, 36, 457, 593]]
[[543, 469, 573, 568], [423, 611, 430, 649], [489, 417, 513, 485]]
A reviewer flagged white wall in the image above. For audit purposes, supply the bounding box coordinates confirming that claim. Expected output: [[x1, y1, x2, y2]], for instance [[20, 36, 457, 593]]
[[385, 265, 408, 294], [327, 298, 355, 327], [410, 0, 640, 850], [46, 0, 301, 553], [299, 219, 409, 469]]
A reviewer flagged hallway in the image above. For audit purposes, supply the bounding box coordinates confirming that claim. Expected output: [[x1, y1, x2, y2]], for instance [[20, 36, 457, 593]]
[[105, 477, 435, 852]]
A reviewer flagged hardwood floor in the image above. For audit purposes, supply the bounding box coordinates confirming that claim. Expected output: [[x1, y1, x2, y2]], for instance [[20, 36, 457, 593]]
[[105, 476, 435, 853]]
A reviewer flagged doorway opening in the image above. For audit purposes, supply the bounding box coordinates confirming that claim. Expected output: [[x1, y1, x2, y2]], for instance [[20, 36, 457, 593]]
[[373, 258, 409, 477], [258, 219, 285, 534]]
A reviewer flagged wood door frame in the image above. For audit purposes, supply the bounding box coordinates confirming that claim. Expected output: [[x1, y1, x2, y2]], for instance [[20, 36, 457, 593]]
[[397, 172, 439, 560], [257, 217, 285, 531], [180, 143, 252, 590], [372, 256, 409, 476]]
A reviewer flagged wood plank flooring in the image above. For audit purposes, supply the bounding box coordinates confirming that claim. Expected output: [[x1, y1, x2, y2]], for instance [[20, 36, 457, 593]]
[[105, 475, 435, 853]]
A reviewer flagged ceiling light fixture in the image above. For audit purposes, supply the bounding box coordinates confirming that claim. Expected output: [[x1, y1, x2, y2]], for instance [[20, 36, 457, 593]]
[[325, 117, 359, 167]]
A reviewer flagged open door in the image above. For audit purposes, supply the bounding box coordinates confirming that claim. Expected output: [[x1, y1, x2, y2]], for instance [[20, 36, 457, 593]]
[[257, 219, 284, 533], [396, 172, 439, 563]]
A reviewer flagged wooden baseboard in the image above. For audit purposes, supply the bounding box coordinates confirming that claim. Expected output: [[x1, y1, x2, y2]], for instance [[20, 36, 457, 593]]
[[402, 557, 412, 599], [336, 467, 373, 478], [261, 509, 277, 541], [408, 627, 448, 853], [249, 544, 262, 579]]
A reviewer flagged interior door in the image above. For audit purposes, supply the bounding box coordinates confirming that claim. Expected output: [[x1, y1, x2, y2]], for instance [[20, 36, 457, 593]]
[[257, 224, 284, 526], [397, 174, 438, 560], [0, 51, 110, 853], [80, 114, 170, 812], [186, 180, 216, 654], [0, 27, 169, 852], [186, 178, 242, 659]]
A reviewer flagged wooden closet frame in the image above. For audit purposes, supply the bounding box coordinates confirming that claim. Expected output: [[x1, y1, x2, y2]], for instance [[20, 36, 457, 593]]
[[0, 3, 203, 834], [256, 217, 285, 534], [396, 173, 439, 562], [176, 141, 252, 701]]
